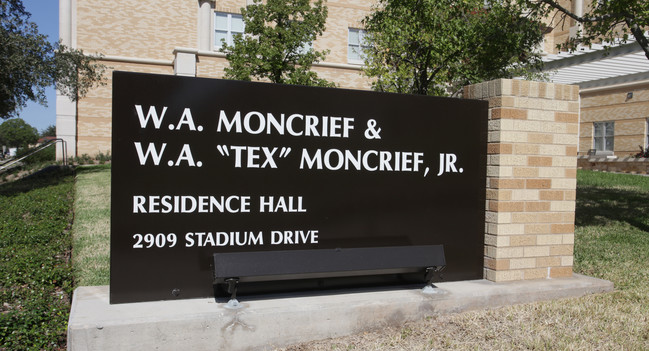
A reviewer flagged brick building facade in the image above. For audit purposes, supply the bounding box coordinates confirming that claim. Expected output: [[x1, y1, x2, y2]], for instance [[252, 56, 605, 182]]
[[57, 0, 374, 157], [539, 0, 649, 157], [59, 0, 649, 159]]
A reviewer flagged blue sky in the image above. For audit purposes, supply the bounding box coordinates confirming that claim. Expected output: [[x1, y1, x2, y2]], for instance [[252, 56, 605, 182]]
[[15, 1, 60, 133]]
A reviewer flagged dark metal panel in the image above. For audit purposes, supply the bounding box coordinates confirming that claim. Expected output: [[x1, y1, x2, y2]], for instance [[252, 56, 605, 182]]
[[213, 245, 445, 280], [110, 72, 488, 304]]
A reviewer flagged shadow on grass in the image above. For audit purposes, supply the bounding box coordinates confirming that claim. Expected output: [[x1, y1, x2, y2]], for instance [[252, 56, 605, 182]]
[[576, 185, 649, 233], [0, 165, 76, 196], [0, 164, 109, 197], [76, 164, 111, 174]]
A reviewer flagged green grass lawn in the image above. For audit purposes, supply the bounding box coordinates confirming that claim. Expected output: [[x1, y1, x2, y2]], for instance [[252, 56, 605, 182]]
[[574, 171, 649, 292], [71, 165, 110, 286]]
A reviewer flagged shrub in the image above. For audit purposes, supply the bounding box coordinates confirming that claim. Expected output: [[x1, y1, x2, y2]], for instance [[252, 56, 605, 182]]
[[0, 167, 75, 349], [95, 151, 111, 164], [17, 144, 56, 164], [634, 146, 649, 158]]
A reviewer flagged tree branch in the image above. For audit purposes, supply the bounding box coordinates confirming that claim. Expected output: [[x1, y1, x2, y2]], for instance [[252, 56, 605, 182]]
[[624, 18, 649, 60], [536, 0, 624, 23]]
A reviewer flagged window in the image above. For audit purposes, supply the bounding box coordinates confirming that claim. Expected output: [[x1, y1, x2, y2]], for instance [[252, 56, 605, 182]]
[[215, 12, 244, 49], [593, 121, 614, 152], [348, 28, 369, 64]]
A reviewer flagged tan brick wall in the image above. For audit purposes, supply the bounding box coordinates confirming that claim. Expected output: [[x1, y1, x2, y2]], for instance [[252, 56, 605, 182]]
[[73, 0, 372, 157], [465, 79, 579, 282], [214, 0, 246, 14], [78, 54, 370, 157], [312, 65, 370, 90], [77, 0, 197, 61], [76, 61, 174, 156], [578, 157, 649, 174], [195, 55, 371, 90], [580, 84, 649, 156], [320, 1, 370, 64], [196, 55, 228, 79]]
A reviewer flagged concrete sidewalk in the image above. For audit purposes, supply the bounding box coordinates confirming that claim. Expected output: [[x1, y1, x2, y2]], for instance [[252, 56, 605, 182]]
[[68, 274, 613, 351]]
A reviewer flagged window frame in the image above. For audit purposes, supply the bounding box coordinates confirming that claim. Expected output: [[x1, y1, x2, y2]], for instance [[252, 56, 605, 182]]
[[593, 121, 615, 152], [214, 12, 245, 50], [348, 28, 369, 65]]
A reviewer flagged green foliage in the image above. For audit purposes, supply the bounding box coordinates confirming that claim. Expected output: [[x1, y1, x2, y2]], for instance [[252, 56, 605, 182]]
[[0, 0, 105, 119], [95, 151, 111, 164], [526, 0, 649, 60], [69, 151, 111, 165], [72, 153, 94, 165], [362, 0, 545, 96], [0, 118, 38, 148], [53, 45, 107, 102], [0, 166, 75, 349], [40, 124, 56, 138], [18, 143, 56, 164], [222, 0, 335, 87]]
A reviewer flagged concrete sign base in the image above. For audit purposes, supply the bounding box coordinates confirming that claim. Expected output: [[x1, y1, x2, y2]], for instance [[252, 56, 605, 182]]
[[68, 274, 612, 351]]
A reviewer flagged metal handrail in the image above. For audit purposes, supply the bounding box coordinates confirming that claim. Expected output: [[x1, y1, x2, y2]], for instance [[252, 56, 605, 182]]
[[0, 138, 67, 172]]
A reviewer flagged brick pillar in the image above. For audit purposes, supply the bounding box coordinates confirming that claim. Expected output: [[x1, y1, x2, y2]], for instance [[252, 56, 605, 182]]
[[464, 79, 580, 282]]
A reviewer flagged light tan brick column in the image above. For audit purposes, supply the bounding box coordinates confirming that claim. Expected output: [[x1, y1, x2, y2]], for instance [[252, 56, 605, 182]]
[[464, 79, 580, 282]]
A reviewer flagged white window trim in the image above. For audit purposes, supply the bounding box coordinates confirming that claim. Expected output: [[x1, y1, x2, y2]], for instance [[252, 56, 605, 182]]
[[348, 28, 369, 65], [214, 12, 245, 50], [593, 121, 615, 152], [645, 118, 649, 149]]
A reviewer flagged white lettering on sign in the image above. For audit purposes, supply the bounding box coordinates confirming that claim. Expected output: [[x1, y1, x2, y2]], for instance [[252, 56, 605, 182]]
[[299, 148, 424, 172], [437, 153, 463, 176], [132, 233, 178, 248], [169, 144, 199, 167], [217, 110, 354, 138], [174, 230, 320, 248], [230, 146, 279, 168], [135, 105, 167, 129], [134, 142, 167, 165], [184, 231, 264, 247], [124, 97, 473, 253], [259, 196, 306, 213], [170, 108, 198, 131], [129, 105, 467, 179], [270, 230, 319, 245], [132, 195, 251, 213]]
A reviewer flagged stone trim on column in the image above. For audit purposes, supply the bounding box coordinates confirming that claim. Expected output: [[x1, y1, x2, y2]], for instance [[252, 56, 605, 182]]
[[55, 95, 77, 160], [464, 79, 580, 282], [56, 0, 77, 160], [174, 48, 198, 77], [198, 0, 214, 52]]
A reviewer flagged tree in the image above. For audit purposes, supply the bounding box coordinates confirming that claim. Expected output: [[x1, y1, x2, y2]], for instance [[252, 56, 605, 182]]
[[0, 0, 105, 119], [0, 118, 38, 148], [362, 0, 545, 96], [222, 0, 335, 87], [40, 124, 56, 138], [525, 0, 649, 60]]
